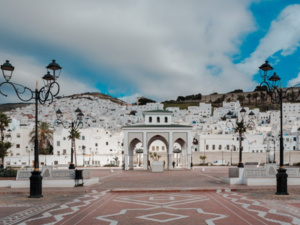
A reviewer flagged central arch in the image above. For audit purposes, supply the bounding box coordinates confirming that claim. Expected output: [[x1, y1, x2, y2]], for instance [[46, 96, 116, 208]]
[[147, 135, 169, 169]]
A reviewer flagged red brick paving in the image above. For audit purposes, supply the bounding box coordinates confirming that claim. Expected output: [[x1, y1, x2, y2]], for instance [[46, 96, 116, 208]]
[[0, 166, 300, 224]]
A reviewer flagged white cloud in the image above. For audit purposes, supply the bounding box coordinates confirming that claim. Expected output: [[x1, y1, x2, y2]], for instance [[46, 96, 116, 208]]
[[0, 0, 257, 101], [237, 4, 300, 75], [0, 52, 97, 103], [288, 72, 300, 87], [119, 93, 141, 104]]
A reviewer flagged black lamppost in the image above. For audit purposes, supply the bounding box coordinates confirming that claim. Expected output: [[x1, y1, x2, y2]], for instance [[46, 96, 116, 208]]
[[258, 60, 300, 195], [55, 107, 84, 169], [226, 109, 255, 168], [0, 59, 62, 198], [136, 148, 143, 167], [173, 148, 182, 166]]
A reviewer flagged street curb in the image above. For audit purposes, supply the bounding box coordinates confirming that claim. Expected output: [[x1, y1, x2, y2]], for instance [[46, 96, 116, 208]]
[[110, 188, 235, 193]]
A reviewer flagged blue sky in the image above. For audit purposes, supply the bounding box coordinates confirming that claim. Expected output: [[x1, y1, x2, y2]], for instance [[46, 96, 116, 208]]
[[0, 0, 300, 104]]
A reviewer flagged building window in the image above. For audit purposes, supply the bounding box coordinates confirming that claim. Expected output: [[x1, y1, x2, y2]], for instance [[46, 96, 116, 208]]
[[152, 146, 155, 151], [57, 141, 60, 147], [157, 117, 160, 123], [206, 145, 209, 150], [227, 145, 229, 150], [63, 137, 66, 141], [212, 145, 215, 150], [156, 146, 159, 151], [63, 149, 67, 155], [219, 145, 222, 150], [16, 153, 20, 156], [16, 144, 20, 148], [106, 142, 108, 146], [57, 151, 60, 156], [96, 143, 98, 147], [82, 136, 85, 140], [165, 117, 168, 123], [162, 146, 165, 151], [149, 117, 152, 123], [17, 133, 21, 138]]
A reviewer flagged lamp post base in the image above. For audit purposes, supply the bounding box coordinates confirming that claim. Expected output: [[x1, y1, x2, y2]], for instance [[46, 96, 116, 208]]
[[69, 163, 75, 169], [275, 168, 289, 195], [29, 170, 43, 198], [237, 162, 244, 168]]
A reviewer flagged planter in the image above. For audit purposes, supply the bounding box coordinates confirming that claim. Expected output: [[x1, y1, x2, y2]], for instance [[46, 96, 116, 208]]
[[151, 161, 164, 173]]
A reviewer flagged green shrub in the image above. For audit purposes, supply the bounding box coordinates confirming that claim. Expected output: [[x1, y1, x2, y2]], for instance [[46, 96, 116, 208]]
[[103, 164, 118, 167], [0, 168, 17, 177]]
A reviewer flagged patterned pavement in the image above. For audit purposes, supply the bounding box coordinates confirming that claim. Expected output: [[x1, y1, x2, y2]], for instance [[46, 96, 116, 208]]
[[0, 167, 300, 224]]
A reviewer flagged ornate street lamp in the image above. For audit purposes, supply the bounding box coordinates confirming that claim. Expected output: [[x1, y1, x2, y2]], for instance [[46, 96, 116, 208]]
[[226, 109, 255, 168], [0, 59, 62, 198], [258, 60, 300, 195], [135, 148, 143, 167], [173, 148, 182, 166], [55, 108, 84, 169]]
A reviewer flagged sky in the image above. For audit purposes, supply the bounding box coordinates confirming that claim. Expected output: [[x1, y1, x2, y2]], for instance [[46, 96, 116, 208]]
[[0, 0, 300, 104]]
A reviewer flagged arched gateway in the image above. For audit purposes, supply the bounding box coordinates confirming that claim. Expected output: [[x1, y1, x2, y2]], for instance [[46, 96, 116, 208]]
[[122, 110, 192, 170]]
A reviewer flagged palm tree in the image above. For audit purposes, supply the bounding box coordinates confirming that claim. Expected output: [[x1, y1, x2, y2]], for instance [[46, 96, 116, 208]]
[[29, 122, 54, 155], [68, 126, 80, 166], [0, 113, 12, 168], [0, 142, 12, 167]]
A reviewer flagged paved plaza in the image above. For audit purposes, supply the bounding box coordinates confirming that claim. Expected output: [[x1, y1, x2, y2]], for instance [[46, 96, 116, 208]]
[[1, 167, 300, 224]]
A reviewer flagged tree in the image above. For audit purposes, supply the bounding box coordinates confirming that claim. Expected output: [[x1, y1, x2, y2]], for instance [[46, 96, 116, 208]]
[[113, 156, 119, 166], [149, 152, 161, 161], [138, 97, 156, 105], [176, 96, 185, 102], [0, 141, 12, 168], [200, 155, 207, 164], [0, 112, 12, 168], [260, 92, 266, 103], [68, 126, 81, 166], [246, 94, 252, 104], [237, 95, 245, 105], [0, 112, 10, 140], [29, 122, 54, 154], [252, 93, 259, 105]]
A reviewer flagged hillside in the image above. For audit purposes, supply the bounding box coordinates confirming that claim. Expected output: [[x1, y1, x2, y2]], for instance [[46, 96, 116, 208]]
[[0, 92, 128, 112], [63, 92, 128, 105]]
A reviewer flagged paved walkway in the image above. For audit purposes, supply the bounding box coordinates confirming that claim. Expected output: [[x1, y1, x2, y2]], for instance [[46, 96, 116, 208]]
[[0, 167, 300, 224]]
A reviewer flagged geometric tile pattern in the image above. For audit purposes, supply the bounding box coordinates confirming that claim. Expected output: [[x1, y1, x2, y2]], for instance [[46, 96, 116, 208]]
[[17, 190, 109, 225], [0, 204, 57, 225], [219, 191, 300, 225], [136, 212, 189, 223], [95, 193, 228, 224], [2, 189, 300, 224]]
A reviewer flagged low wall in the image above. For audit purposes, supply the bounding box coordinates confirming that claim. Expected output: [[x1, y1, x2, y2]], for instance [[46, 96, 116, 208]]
[[222, 164, 300, 186], [16, 166, 91, 180]]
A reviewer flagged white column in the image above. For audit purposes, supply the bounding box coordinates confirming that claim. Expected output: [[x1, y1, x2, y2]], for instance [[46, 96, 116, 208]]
[[187, 130, 191, 169], [168, 131, 173, 169], [124, 131, 129, 170], [143, 131, 148, 170]]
